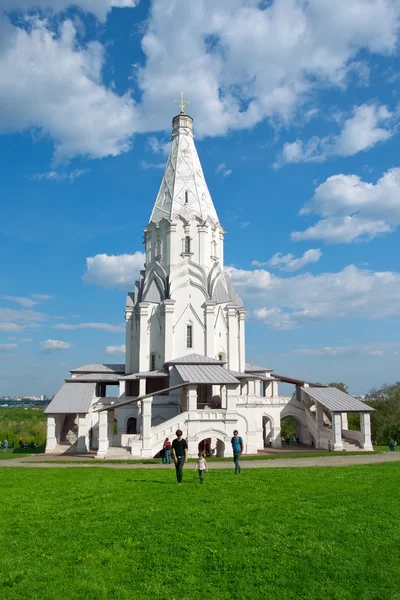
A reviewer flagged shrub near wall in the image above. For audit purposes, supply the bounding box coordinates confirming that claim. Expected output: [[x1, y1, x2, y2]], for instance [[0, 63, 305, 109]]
[[0, 408, 47, 445]]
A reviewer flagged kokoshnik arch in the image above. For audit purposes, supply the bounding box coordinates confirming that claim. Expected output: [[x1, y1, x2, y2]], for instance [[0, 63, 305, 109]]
[[44, 107, 374, 458]]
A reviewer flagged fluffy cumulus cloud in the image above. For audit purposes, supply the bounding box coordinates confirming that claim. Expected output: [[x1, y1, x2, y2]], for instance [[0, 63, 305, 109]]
[[83, 252, 145, 290], [226, 264, 400, 330], [136, 0, 400, 136], [0, 17, 138, 160], [292, 167, 400, 243], [104, 344, 125, 356], [40, 339, 74, 353], [2, 0, 137, 24], [0, 308, 49, 329], [53, 322, 124, 332], [276, 103, 396, 166], [252, 249, 322, 272]]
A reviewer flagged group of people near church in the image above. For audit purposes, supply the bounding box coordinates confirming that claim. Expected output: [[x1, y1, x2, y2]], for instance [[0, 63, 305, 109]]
[[160, 430, 244, 484]]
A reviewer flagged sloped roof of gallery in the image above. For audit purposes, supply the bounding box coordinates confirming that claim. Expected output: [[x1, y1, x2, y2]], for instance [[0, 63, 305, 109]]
[[149, 111, 220, 225]]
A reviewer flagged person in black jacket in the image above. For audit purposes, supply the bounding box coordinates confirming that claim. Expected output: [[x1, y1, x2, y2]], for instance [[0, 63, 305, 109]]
[[171, 430, 188, 484]]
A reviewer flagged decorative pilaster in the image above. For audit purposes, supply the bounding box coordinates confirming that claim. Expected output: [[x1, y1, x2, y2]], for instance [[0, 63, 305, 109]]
[[162, 300, 175, 363], [315, 403, 324, 448], [107, 410, 115, 449], [198, 224, 208, 265], [219, 230, 225, 268], [204, 301, 216, 358], [141, 396, 153, 457], [341, 412, 348, 430], [125, 308, 133, 374], [238, 309, 246, 372], [138, 302, 150, 372], [225, 383, 239, 419], [226, 304, 239, 371]]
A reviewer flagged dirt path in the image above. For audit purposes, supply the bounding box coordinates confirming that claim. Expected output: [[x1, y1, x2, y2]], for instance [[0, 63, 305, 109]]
[[1, 452, 400, 469]]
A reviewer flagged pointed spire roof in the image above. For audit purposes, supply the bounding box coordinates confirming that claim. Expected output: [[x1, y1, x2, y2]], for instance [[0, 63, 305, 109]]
[[149, 113, 219, 225]]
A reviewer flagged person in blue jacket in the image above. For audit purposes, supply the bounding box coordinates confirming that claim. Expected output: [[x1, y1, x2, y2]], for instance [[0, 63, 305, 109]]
[[231, 430, 244, 474]]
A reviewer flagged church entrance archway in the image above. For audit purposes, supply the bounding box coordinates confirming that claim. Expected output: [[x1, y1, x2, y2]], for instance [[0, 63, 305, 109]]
[[280, 414, 309, 446], [126, 417, 137, 435], [198, 437, 225, 457], [263, 416, 273, 448]]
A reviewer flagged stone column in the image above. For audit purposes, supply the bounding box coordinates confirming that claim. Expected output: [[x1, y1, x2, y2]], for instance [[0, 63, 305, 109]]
[[141, 396, 153, 457], [226, 304, 239, 371], [315, 403, 324, 448], [162, 300, 175, 363], [295, 384, 302, 403], [332, 412, 343, 451], [204, 301, 216, 358], [271, 380, 279, 398], [361, 412, 373, 450], [137, 400, 142, 434], [107, 409, 115, 449], [139, 378, 146, 396], [271, 424, 282, 448], [77, 413, 89, 453], [226, 383, 239, 415], [187, 385, 198, 412], [138, 302, 150, 372], [97, 409, 109, 458], [341, 412, 348, 430], [45, 415, 57, 453], [238, 309, 246, 372]]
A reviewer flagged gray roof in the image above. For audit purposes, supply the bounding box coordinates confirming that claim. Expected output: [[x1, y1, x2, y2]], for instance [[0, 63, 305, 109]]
[[165, 354, 224, 366], [45, 382, 95, 414], [67, 373, 122, 382], [70, 364, 125, 374], [174, 364, 240, 384], [122, 368, 169, 380], [245, 363, 272, 373], [274, 374, 325, 387], [302, 386, 374, 413]]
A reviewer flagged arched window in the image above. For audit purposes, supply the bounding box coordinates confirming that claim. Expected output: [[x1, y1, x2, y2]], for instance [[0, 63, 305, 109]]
[[218, 353, 223, 361], [150, 353, 156, 371], [186, 324, 193, 348], [127, 417, 137, 434], [185, 190, 189, 204], [184, 236, 191, 254]]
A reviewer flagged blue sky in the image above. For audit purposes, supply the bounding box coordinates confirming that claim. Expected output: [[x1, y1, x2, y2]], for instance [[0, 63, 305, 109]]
[[1, 0, 400, 397]]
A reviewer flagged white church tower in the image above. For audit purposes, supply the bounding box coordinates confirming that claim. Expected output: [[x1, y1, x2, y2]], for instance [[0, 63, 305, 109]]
[[125, 107, 246, 374]]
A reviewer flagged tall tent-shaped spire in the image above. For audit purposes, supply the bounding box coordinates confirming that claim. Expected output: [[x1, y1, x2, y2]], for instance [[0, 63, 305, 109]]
[[149, 113, 219, 224]]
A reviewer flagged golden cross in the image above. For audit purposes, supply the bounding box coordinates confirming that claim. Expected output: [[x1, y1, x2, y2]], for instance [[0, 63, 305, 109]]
[[174, 91, 190, 114]]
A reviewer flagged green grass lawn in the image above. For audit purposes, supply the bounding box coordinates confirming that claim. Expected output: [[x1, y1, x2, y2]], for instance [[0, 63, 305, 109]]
[[1, 464, 400, 600]]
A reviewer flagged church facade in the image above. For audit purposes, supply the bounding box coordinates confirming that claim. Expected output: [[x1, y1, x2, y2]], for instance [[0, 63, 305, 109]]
[[45, 110, 374, 458]]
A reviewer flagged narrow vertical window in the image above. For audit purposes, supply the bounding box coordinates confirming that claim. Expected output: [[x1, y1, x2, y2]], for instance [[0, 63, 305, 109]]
[[185, 190, 189, 204], [184, 236, 191, 253], [186, 325, 193, 348], [150, 353, 156, 371]]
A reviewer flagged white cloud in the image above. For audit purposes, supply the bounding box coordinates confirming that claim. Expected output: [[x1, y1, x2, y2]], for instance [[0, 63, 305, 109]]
[[253, 249, 322, 272], [20, 338, 33, 343], [40, 339, 74, 353], [226, 264, 400, 330], [0, 343, 18, 351], [140, 161, 165, 170], [0, 308, 48, 325], [293, 344, 386, 357], [83, 252, 145, 290], [53, 322, 124, 332], [147, 136, 171, 156], [293, 168, 400, 243], [31, 169, 89, 182], [3, 295, 38, 308], [2, 0, 138, 24], [0, 323, 23, 332], [104, 344, 125, 356], [0, 17, 138, 160], [137, 0, 400, 136], [31, 294, 52, 301], [276, 103, 395, 166], [215, 163, 232, 177]]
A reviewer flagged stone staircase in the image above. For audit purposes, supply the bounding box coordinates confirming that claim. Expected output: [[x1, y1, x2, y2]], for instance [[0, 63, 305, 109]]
[[342, 440, 361, 451], [103, 447, 133, 460]]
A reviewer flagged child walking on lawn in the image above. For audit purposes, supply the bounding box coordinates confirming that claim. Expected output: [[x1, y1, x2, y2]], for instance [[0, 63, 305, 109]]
[[195, 452, 208, 483]]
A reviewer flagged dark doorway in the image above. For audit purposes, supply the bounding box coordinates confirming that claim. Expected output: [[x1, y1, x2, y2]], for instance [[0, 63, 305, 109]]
[[127, 417, 137, 434]]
